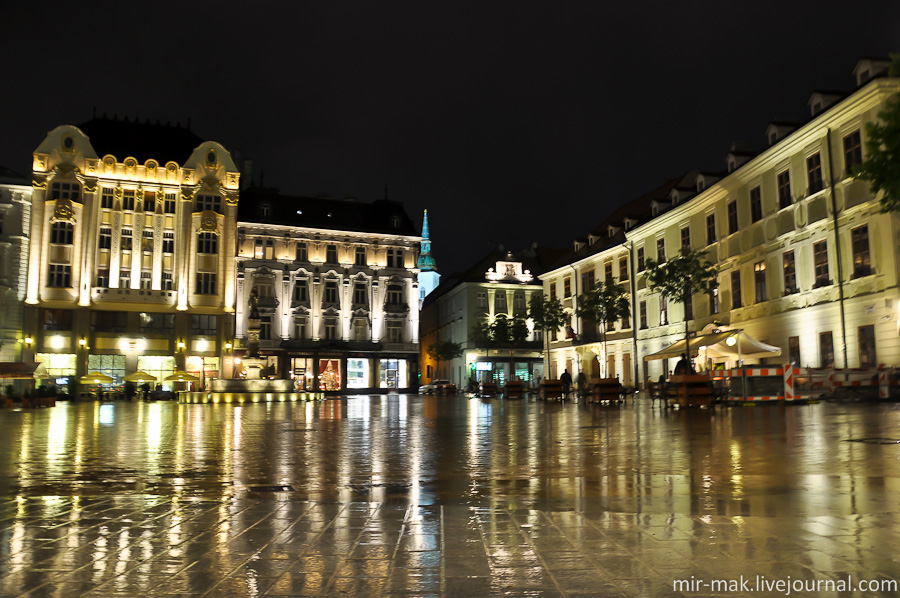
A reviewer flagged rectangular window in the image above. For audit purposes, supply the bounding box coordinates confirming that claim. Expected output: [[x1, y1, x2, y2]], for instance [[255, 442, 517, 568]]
[[754, 261, 767, 303], [814, 240, 829, 287], [777, 171, 792, 210], [727, 200, 738, 234], [326, 245, 338, 264], [806, 153, 823, 194], [637, 247, 645, 271], [98, 227, 112, 250], [859, 325, 877, 367], [820, 331, 834, 368], [684, 295, 693, 321], [386, 321, 402, 343], [143, 192, 156, 213], [263, 239, 274, 259], [353, 319, 368, 341], [120, 229, 133, 251], [191, 314, 218, 335], [355, 247, 366, 266], [387, 248, 404, 269], [514, 292, 525, 310], [47, 264, 71, 288], [162, 232, 174, 253], [195, 195, 221, 213], [656, 238, 666, 263], [386, 285, 404, 305], [788, 336, 800, 367], [750, 186, 762, 222], [706, 213, 716, 245], [324, 280, 338, 303], [260, 315, 272, 340], [843, 129, 862, 174], [42, 308, 73, 331], [119, 269, 131, 289], [477, 291, 487, 308], [164, 193, 176, 214], [604, 262, 613, 282], [50, 222, 74, 245], [96, 268, 109, 288], [619, 257, 628, 281], [142, 229, 153, 252], [140, 271, 152, 289], [197, 232, 217, 254], [293, 280, 308, 302], [549, 283, 556, 301], [140, 312, 174, 334], [296, 243, 307, 261], [51, 181, 81, 201], [122, 190, 135, 211], [195, 272, 216, 295], [563, 278, 571, 298], [353, 283, 367, 305], [495, 292, 507, 312], [731, 270, 742, 309], [851, 225, 871, 278], [324, 318, 338, 340], [91, 310, 128, 333], [659, 295, 668, 326], [783, 251, 796, 294], [101, 188, 114, 209], [708, 287, 719, 315], [294, 318, 307, 339], [162, 272, 173, 290], [680, 226, 691, 250]]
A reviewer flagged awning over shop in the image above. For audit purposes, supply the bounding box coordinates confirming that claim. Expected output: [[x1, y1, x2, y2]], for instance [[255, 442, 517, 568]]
[[643, 330, 781, 361], [0, 362, 49, 379]]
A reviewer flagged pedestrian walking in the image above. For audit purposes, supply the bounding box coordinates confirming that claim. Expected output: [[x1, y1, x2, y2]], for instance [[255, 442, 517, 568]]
[[560, 369, 573, 399]]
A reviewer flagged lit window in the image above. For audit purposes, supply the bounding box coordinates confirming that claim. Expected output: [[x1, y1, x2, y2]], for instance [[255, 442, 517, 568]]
[[754, 261, 767, 303], [120, 229, 133, 251], [659, 295, 668, 325], [852, 225, 871, 278], [783, 251, 796, 294]]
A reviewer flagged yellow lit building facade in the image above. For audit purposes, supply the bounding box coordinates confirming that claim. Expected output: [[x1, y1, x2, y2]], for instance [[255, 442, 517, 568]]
[[23, 118, 240, 391], [0, 167, 32, 364], [541, 60, 900, 385]]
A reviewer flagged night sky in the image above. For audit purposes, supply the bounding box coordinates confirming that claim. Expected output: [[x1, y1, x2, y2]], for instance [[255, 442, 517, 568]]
[[3, 2, 899, 274]]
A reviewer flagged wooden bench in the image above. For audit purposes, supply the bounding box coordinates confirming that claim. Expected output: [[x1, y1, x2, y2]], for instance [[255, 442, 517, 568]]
[[666, 374, 715, 407], [648, 381, 667, 402], [539, 380, 564, 401], [588, 377, 625, 403], [435, 382, 457, 395], [478, 382, 499, 398], [503, 381, 525, 399]]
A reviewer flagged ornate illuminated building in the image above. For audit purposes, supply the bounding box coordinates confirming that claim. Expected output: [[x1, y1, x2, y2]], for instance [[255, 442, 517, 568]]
[[23, 117, 239, 390], [235, 188, 421, 393], [420, 246, 565, 387], [540, 58, 900, 385], [0, 166, 32, 363]]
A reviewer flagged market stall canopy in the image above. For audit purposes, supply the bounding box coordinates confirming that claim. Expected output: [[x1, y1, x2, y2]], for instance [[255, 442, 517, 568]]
[[123, 371, 157, 383], [643, 330, 781, 361], [0, 362, 48, 379], [164, 372, 199, 382], [79, 372, 115, 384]]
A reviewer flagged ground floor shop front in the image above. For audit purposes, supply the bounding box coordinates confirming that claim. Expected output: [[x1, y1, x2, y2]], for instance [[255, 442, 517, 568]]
[[245, 350, 419, 394]]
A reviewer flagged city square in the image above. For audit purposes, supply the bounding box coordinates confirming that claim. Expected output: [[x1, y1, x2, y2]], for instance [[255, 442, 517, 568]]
[[1, 395, 899, 597]]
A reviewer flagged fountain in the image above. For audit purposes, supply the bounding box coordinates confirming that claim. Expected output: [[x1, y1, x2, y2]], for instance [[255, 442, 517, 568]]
[[179, 289, 322, 403]]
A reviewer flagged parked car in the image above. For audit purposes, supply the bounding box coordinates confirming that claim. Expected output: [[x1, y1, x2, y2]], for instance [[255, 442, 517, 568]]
[[419, 380, 455, 395]]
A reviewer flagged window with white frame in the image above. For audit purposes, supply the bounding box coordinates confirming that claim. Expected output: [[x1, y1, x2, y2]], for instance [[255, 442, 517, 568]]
[[386, 284, 404, 305], [326, 244, 338, 264], [353, 282, 367, 305], [324, 317, 338, 340], [260, 315, 272, 340], [323, 279, 338, 304], [293, 280, 309, 302], [353, 318, 368, 341], [495, 292, 507, 312], [727, 200, 738, 234], [294, 317, 307, 339], [385, 320, 402, 343], [513, 292, 525, 310], [355, 247, 366, 266], [477, 291, 487, 308], [296, 243, 308, 261], [386, 248, 403, 268]]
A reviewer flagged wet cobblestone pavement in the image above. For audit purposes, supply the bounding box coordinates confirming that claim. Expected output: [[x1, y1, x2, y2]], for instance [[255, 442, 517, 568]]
[[1, 396, 900, 597]]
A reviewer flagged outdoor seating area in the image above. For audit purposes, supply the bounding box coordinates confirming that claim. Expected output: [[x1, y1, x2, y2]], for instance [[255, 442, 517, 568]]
[[586, 377, 626, 404], [502, 380, 526, 399], [538, 379, 565, 401]]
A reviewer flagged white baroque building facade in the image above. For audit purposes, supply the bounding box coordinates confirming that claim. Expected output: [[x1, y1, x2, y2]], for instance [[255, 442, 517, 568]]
[[236, 188, 421, 393], [23, 117, 239, 391], [540, 59, 900, 386]]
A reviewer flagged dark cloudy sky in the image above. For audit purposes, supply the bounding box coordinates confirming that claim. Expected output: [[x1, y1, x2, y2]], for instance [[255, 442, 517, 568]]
[[3, 1, 899, 274]]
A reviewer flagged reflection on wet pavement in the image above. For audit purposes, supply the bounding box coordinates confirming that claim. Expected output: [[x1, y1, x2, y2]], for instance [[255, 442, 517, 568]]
[[1, 396, 899, 596]]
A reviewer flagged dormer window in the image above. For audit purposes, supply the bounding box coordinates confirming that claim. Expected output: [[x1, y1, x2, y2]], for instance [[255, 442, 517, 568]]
[[391, 215, 400, 228], [261, 203, 271, 217], [697, 180, 705, 192]]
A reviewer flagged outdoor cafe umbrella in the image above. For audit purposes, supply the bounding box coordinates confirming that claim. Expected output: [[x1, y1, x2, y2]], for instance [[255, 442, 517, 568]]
[[123, 371, 157, 383], [164, 372, 200, 383], [79, 372, 114, 384]]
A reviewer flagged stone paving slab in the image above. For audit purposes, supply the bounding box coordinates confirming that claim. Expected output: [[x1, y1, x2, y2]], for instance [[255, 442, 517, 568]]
[[1, 497, 899, 597]]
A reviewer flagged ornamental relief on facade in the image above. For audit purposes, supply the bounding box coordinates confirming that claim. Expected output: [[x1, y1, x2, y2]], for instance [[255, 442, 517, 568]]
[[52, 199, 75, 222], [199, 211, 218, 232]]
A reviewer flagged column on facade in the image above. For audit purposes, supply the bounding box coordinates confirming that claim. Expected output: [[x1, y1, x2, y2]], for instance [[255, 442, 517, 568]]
[[77, 178, 98, 305], [25, 180, 46, 304], [281, 268, 291, 340], [409, 278, 420, 344]]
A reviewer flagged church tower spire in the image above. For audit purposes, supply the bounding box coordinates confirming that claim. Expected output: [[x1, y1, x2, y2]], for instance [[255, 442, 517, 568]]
[[416, 209, 440, 307]]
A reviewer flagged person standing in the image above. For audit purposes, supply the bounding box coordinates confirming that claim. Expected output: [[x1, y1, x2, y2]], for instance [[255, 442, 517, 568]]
[[560, 369, 573, 399]]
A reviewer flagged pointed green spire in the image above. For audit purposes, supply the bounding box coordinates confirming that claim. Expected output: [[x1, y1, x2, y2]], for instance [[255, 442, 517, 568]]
[[417, 209, 437, 271]]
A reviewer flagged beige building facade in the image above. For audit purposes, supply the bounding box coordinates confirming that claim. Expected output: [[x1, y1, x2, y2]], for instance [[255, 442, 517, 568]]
[[541, 61, 900, 386]]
